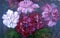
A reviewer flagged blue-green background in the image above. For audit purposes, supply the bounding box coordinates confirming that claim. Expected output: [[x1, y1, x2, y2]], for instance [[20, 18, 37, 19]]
[[0, 0, 60, 38]]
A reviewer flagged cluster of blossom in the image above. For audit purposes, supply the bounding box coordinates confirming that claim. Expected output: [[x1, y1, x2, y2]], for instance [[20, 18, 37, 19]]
[[15, 12, 44, 38], [2, 0, 40, 28], [2, 0, 59, 38], [41, 4, 59, 27]]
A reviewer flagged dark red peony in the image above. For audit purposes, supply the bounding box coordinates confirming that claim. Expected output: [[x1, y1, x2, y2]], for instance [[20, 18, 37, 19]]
[[15, 12, 44, 38]]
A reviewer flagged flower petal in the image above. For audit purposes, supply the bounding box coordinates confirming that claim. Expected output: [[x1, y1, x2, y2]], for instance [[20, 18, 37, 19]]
[[48, 21, 56, 27], [6, 9, 13, 17], [32, 4, 40, 8], [2, 14, 8, 20]]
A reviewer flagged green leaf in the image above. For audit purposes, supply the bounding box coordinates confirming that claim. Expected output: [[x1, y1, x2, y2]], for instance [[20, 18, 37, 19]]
[[28, 28, 52, 38], [4, 29, 22, 38]]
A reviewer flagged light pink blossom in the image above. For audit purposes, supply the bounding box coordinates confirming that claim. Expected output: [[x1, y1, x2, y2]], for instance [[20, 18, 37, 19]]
[[17, 1, 39, 14]]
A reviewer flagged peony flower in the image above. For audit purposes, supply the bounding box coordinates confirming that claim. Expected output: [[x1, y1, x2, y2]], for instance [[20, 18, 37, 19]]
[[15, 12, 44, 38], [17, 0, 39, 14], [2, 9, 19, 28], [41, 4, 59, 27]]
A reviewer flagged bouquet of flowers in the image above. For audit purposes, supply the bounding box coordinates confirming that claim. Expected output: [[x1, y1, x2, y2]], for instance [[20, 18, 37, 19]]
[[2, 0, 59, 38]]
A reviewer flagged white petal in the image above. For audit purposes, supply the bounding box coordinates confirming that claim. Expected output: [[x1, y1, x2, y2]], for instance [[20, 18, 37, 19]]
[[7, 21, 16, 28], [11, 23, 17, 28], [13, 14, 19, 20], [3, 20, 11, 28], [13, 19, 17, 23], [7, 24, 11, 28], [14, 12, 19, 17], [3, 20, 8, 25], [32, 4, 40, 8], [9, 23, 13, 28], [28, 8, 34, 12], [14, 11, 18, 15], [48, 21, 56, 27], [2, 14, 8, 20], [6, 9, 13, 17], [16, 15, 19, 20]]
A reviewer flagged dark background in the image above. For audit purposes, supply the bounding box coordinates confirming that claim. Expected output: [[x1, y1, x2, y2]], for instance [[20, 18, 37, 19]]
[[0, 0, 60, 38]]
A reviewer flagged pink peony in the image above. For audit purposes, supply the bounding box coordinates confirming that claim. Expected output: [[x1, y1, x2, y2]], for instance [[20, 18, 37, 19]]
[[17, 0, 39, 14], [41, 4, 59, 27]]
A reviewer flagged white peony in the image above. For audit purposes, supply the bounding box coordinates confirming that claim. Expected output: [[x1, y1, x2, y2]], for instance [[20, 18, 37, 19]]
[[2, 9, 19, 28]]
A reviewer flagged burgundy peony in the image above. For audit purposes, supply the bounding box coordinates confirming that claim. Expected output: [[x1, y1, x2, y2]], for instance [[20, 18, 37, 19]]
[[15, 12, 44, 38]]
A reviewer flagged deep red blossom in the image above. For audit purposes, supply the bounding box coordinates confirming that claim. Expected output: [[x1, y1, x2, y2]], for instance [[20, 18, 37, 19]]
[[15, 12, 44, 38]]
